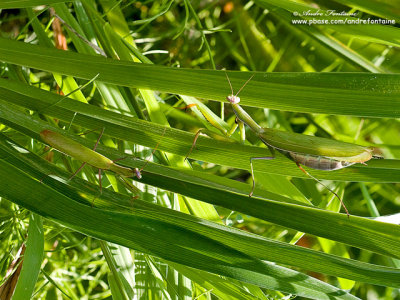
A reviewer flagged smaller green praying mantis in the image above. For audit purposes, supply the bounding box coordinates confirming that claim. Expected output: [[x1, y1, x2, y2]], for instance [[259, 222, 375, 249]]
[[187, 73, 375, 216], [40, 128, 163, 195]]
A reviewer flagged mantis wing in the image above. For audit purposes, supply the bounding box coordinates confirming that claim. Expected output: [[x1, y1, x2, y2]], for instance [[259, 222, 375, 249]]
[[259, 128, 373, 163], [40, 130, 133, 177]]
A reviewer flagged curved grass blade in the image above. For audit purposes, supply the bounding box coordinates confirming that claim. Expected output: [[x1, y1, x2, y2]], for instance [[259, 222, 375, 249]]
[[1, 39, 400, 118]]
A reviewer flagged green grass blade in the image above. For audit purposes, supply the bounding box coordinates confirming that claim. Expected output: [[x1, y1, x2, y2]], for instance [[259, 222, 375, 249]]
[[333, 0, 400, 22], [0, 82, 398, 183], [0, 0, 67, 8], [267, 7, 383, 73], [253, 0, 400, 48], [1, 38, 400, 117], [12, 214, 43, 300]]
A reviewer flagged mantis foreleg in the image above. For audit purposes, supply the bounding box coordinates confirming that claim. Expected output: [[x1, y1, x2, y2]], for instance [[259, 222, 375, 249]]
[[238, 120, 245, 143]]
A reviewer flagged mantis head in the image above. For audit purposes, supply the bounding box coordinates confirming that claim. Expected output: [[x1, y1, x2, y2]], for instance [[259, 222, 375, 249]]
[[225, 72, 255, 105], [226, 94, 240, 104]]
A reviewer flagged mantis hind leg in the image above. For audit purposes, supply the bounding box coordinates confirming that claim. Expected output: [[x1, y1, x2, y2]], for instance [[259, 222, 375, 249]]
[[249, 156, 275, 197], [185, 128, 205, 161], [295, 163, 350, 217], [138, 127, 167, 175], [91, 169, 103, 207], [68, 162, 87, 181]]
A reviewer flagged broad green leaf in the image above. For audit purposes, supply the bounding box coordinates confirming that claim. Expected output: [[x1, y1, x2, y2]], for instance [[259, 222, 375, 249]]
[[1, 38, 400, 118], [0, 80, 398, 184]]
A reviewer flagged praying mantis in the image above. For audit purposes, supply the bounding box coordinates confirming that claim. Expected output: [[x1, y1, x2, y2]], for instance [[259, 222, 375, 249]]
[[40, 128, 163, 197], [186, 73, 374, 216]]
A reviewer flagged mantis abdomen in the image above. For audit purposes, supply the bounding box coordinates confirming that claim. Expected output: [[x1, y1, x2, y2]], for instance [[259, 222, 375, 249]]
[[256, 127, 373, 170], [283, 150, 354, 171]]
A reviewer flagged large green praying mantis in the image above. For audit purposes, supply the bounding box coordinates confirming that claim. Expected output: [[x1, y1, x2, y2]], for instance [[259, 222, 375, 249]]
[[187, 73, 374, 215]]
